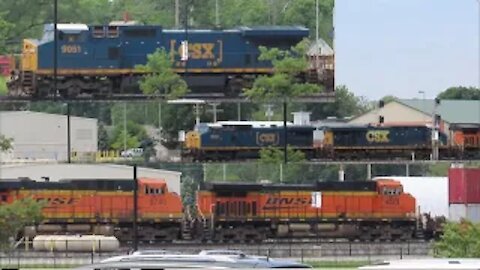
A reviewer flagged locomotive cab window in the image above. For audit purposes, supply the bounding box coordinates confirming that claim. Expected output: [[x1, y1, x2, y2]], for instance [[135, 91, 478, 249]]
[[92, 26, 105, 38], [107, 26, 119, 38], [382, 187, 402, 196]]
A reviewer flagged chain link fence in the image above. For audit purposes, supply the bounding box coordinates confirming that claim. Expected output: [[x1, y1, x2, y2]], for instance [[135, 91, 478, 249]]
[[0, 241, 435, 268]]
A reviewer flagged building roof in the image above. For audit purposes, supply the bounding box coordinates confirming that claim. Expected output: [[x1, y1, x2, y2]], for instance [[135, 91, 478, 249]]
[[0, 110, 97, 123], [398, 99, 480, 124]]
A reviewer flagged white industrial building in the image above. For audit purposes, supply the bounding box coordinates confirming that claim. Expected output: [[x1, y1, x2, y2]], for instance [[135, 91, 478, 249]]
[[0, 164, 182, 194], [0, 111, 98, 162]]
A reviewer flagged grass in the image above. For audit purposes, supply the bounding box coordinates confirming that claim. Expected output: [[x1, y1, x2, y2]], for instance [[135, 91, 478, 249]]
[[0, 76, 7, 95]]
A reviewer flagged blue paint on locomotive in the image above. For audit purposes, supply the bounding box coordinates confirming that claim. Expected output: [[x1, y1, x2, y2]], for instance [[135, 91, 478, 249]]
[[36, 24, 309, 71], [196, 123, 315, 148], [329, 125, 447, 147]]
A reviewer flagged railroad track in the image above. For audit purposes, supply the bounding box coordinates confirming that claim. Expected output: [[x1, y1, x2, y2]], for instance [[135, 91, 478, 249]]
[[130, 238, 433, 247]]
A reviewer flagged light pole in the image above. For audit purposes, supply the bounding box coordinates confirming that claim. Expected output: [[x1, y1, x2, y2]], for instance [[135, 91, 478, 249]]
[[53, 0, 58, 99]]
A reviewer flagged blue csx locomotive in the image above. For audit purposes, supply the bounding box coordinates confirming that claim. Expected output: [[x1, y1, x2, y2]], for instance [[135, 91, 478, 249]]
[[8, 23, 333, 97], [183, 122, 450, 161]]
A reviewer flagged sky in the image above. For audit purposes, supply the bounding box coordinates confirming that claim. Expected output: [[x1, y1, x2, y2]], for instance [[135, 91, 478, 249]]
[[335, 0, 478, 100]]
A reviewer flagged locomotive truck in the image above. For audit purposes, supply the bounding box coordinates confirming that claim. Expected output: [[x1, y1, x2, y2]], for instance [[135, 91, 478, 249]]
[[0, 177, 439, 243], [7, 23, 334, 98]]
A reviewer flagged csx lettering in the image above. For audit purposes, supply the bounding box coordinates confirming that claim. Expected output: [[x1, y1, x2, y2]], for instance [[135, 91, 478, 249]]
[[174, 41, 215, 59], [61, 45, 82, 54], [366, 130, 390, 143], [265, 197, 312, 206], [257, 133, 278, 145]]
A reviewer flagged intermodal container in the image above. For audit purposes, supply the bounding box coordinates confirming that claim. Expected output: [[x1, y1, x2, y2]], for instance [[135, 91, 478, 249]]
[[449, 204, 480, 223], [448, 168, 480, 204]]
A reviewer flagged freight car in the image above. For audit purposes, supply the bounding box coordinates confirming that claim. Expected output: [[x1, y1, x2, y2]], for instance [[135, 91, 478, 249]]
[[0, 177, 183, 242], [195, 180, 422, 242], [183, 122, 454, 161], [7, 23, 332, 98]]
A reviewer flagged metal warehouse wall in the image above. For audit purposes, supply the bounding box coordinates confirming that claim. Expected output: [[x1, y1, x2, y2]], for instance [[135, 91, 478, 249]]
[[0, 111, 98, 161], [0, 164, 182, 195]]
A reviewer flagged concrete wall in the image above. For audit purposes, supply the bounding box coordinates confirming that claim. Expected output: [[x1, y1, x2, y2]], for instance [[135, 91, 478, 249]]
[[0, 164, 182, 195], [0, 111, 98, 161]]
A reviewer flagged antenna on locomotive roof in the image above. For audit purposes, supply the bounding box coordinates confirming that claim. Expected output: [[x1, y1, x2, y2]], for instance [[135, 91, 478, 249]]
[[123, 12, 130, 23]]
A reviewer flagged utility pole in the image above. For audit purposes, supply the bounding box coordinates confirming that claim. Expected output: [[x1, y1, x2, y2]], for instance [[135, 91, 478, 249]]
[[132, 165, 138, 251], [316, 0, 319, 43], [215, 0, 220, 27], [53, 0, 58, 98], [123, 102, 127, 152], [283, 99, 288, 164], [175, 0, 180, 28], [67, 103, 71, 163], [158, 101, 162, 143]]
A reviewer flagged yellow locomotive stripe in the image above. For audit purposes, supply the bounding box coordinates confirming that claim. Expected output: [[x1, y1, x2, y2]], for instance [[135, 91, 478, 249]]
[[42, 213, 183, 219], [18, 190, 133, 196], [35, 67, 273, 76]]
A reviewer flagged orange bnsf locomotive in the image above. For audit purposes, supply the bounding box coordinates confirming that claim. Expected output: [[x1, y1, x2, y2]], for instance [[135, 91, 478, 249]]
[[195, 179, 423, 242], [0, 178, 183, 242]]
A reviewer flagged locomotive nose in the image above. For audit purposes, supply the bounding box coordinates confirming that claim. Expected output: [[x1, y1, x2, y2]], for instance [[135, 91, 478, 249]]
[[185, 131, 201, 149]]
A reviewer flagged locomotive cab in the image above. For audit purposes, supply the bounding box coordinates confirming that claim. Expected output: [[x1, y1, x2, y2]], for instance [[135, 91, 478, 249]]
[[375, 179, 416, 219], [377, 180, 403, 196]]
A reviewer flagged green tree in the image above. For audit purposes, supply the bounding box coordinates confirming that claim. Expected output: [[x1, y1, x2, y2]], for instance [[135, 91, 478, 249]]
[[0, 134, 13, 152], [381, 95, 398, 103], [435, 221, 480, 257], [437, 86, 480, 100], [109, 121, 148, 150], [137, 49, 189, 99], [0, 198, 43, 249], [0, 76, 7, 96], [97, 123, 109, 151], [244, 40, 322, 100], [258, 146, 307, 183], [308, 85, 371, 120]]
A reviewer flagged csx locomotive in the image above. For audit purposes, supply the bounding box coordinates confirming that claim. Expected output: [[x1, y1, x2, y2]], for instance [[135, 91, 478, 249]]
[[183, 121, 480, 161], [7, 23, 333, 97], [1, 177, 437, 242]]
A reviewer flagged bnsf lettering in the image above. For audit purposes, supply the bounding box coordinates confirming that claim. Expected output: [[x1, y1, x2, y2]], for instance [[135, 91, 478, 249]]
[[265, 197, 312, 206], [366, 130, 390, 143], [35, 197, 78, 206]]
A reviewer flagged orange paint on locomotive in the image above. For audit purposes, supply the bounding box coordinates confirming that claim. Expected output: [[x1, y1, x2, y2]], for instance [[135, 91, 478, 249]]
[[197, 180, 415, 220], [7, 178, 183, 221]]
